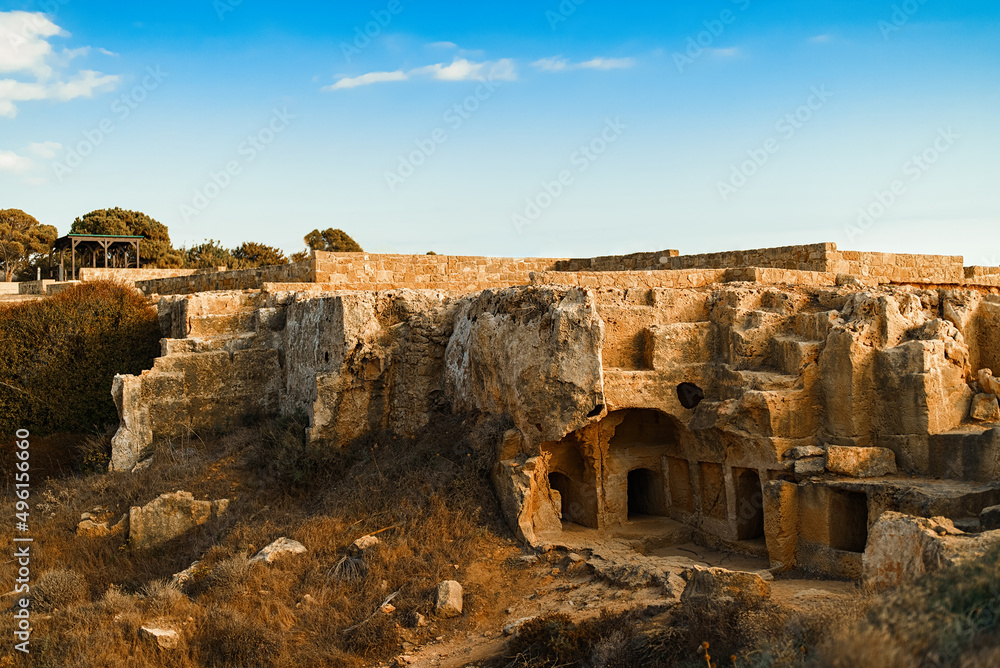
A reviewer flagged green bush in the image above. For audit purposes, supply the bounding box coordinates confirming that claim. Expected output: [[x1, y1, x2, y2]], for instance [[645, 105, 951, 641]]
[[0, 281, 160, 435]]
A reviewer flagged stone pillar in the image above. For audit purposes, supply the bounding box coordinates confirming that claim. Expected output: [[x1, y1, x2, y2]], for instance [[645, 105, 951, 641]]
[[762, 479, 798, 570]]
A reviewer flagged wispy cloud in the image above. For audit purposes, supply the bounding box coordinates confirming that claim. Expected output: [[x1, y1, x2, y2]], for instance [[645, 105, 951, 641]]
[[326, 58, 517, 91], [0, 11, 120, 118], [427, 41, 458, 49], [325, 70, 408, 91], [532, 56, 637, 72], [809, 34, 833, 44]]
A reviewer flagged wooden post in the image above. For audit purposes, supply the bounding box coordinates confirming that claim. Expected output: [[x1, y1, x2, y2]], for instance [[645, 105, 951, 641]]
[[136, 239, 141, 269], [71, 238, 76, 281]]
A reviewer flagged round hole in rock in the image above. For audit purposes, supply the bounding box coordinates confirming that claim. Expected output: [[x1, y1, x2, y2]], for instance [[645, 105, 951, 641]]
[[676, 382, 704, 410]]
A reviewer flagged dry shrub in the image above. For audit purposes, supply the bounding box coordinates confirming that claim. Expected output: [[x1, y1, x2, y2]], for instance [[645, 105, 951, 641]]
[[816, 541, 1000, 667], [0, 280, 160, 436], [195, 608, 284, 668], [31, 569, 88, 612]]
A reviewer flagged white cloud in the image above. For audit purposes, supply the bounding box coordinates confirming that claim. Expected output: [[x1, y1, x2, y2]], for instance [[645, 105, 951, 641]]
[[533, 56, 637, 72], [326, 58, 517, 91], [532, 57, 569, 72], [98, 47, 120, 57], [428, 41, 458, 49], [0, 148, 35, 173], [27, 141, 61, 159], [0, 11, 119, 118], [578, 57, 636, 70], [325, 70, 408, 90]]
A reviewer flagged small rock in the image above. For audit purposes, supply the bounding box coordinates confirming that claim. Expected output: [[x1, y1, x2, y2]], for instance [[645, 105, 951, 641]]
[[297, 594, 317, 608], [980, 505, 1000, 531], [76, 519, 110, 538], [794, 457, 825, 477], [434, 580, 463, 619], [504, 617, 535, 636], [131, 458, 153, 473], [785, 445, 825, 460], [978, 368, 1000, 396], [517, 554, 539, 565], [566, 552, 585, 563], [250, 537, 308, 564], [139, 625, 180, 650], [380, 603, 396, 614], [970, 393, 1000, 422], [350, 535, 380, 555], [170, 561, 204, 588], [414, 612, 428, 628]]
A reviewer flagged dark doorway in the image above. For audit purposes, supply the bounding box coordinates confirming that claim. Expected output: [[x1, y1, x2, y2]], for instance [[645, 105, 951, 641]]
[[829, 490, 868, 553], [549, 472, 572, 519], [627, 468, 666, 518], [734, 468, 765, 540]]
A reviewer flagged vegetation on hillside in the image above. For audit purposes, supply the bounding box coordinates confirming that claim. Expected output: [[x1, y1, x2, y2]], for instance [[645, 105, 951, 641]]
[[0, 281, 160, 435], [304, 228, 364, 253], [0, 413, 520, 667]]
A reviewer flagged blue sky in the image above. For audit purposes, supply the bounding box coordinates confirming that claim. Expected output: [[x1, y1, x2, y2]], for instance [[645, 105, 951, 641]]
[[1, 1, 998, 262]]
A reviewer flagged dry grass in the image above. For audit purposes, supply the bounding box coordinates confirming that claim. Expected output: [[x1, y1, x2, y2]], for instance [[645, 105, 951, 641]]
[[0, 412, 522, 667]]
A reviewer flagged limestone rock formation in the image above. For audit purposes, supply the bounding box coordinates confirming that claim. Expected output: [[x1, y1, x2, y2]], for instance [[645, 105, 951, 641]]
[[129, 491, 229, 549], [445, 285, 606, 448], [107, 243, 1000, 580]]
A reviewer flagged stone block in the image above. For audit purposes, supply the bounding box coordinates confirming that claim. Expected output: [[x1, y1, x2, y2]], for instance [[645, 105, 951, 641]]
[[825, 446, 897, 478]]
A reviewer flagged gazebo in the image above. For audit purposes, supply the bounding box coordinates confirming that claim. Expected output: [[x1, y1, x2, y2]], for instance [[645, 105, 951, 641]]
[[53, 234, 144, 281]]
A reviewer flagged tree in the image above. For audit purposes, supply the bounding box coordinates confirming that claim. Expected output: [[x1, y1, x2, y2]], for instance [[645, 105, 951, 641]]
[[71, 208, 183, 268], [232, 242, 287, 268], [181, 240, 234, 269], [0, 209, 57, 282], [303, 228, 363, 253]]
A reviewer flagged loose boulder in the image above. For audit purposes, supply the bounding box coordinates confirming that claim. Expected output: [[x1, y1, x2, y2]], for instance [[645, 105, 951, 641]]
[[981, 505, 1000, 531], [970, 393, 1000, 422], [434, 580, 463, 618], [139, 625, 180, 650], [863, 511, 1000, 591], [680, 567, 771, 604], [128, 492, 229, 549], [250, 537, 308, 564], [825, 446, 897, 478]]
